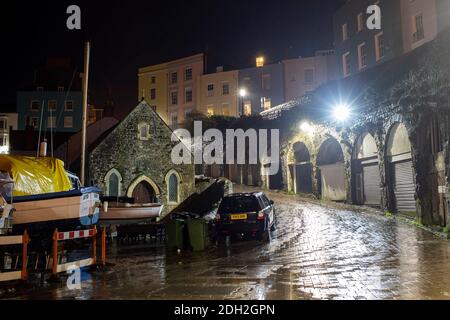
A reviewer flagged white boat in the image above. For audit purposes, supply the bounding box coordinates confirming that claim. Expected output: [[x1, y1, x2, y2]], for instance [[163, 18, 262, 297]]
[[0, 156, 101, 235], [100, 200, 164, 226]]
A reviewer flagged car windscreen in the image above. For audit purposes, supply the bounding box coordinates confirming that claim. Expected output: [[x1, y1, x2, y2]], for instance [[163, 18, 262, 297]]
[[218, 196, 260, 214]]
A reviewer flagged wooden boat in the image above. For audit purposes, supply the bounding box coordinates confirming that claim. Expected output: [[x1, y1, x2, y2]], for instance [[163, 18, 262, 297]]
[[100, 198, 164, 225], [0, 156, 101, 235]]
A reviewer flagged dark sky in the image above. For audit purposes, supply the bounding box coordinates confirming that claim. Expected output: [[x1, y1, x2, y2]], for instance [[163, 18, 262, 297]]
[[7, 0, 344, 118]]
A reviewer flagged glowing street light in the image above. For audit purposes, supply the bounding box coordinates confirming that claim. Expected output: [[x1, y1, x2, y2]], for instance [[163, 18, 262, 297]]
[[239, 88, 247, 98], [333, 103, 351, 122]]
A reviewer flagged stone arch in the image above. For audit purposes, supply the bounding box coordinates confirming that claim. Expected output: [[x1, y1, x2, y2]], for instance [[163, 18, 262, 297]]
[[127, 175, 161, 204], [353, 132, 378, 160], [290, 142, 313, 194], [104, 168, 123, 197], [293, 142, 311, 164], [165, 169, 182, 205], [385, 122, 417, 215], [317, 137, 347, 201]]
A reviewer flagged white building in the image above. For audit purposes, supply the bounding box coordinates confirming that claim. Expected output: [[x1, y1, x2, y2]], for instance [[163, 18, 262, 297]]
[[0, 113, 18, 154]]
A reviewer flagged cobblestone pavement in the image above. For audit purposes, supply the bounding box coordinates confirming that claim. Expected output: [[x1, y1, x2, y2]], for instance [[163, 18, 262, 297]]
[[2, 186, 450, 300]]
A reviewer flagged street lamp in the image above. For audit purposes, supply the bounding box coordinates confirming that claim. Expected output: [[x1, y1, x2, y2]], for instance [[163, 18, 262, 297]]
[[239, 88, 247, 116], [239, 89, 247, 98], [332, 103, 351, 122]]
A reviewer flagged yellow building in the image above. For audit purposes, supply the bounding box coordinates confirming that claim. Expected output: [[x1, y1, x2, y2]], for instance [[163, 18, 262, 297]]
[[198, 68, 239, 118], [138, 62, 169, 123]]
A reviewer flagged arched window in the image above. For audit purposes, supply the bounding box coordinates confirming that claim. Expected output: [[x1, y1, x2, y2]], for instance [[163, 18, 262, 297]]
[[105, 169, 123, 197], [165, 170, 181, 204]]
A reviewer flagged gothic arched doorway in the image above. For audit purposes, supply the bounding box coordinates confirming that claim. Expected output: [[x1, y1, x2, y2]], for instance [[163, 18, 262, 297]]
[[132, 181, 157, 204]]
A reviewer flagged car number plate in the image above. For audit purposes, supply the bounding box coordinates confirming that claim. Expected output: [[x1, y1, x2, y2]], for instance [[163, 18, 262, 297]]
[[230, 214, 248, 220]]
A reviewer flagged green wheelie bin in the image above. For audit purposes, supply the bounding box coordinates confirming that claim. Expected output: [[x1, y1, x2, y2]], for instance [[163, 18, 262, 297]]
[[186, 219, 209, 252], [165, 219, 185, 251]]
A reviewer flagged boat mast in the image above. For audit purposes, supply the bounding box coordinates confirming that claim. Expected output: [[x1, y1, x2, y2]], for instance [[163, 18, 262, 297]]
[[81, 41, 91, 186]]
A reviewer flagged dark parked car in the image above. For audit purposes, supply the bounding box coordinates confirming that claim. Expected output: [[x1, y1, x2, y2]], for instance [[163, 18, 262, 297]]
[[215, 192, 276, 242]]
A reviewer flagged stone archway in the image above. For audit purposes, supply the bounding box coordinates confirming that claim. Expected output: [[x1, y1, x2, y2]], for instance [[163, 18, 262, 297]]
[[127, 175, 161, 204], [292, 142, 313, 194], [317, 137, 347, 201], [352, 132, 381, 206], [385, 123, 416, 215]]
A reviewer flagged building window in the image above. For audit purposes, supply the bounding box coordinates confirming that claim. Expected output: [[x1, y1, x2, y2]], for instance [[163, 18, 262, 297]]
[[170, 72, 178, 84], [358, 43, 367, 70], [170, 112, 178, 126], [48, 100, 57, 112], [357, 13, 364, 32], [58, 86, 65, 92], [31, 101, 40, 112], [47, 116, 56, 129], [262, 97, 272, 111], [185, 108, 193, 119], [31, 117, 39, 128], [64, 116, 73, 128], [243, 101, 252, 116], [151, 76, 156, 84], [0, 119, 6, 129], [222, 104, 230, 116], [413, 14, 425, 42], [184, 68, 193, 81], [36, 87, 44, 92], [207, 106, 215, 117], [262, 74, 271, 90], [150, 88, 156, 100], [375, 32, 385, 61], [166, 170, 180, 204], [170, 91, 178, 105], [105, 169, 122, 198], [342, 23, 348, 41], [222, 82, 230, 95], [0, 135, 6, 146], [138, 122, 150, 141], [185, 87, 193, 103], [65, 100, 74, 111], [342, 52, 351, 77], [304, 69, 314, 84], [207, 84, 214, 97]]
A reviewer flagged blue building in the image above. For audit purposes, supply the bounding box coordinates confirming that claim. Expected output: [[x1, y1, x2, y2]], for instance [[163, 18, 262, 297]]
[[16, 58, 83, 133], [238, 62, 285, 116], [17, 91, 83, 133]]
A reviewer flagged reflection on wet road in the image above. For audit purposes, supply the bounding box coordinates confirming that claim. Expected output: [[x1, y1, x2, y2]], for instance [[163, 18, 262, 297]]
[[3, 187, 450, 300]]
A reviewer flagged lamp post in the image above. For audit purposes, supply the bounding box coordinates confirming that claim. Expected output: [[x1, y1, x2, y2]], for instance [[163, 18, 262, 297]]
[[239, 89, 247, 116]]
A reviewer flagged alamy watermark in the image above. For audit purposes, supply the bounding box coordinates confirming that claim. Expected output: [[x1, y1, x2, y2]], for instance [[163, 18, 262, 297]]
[[171, 122, 280, 176]]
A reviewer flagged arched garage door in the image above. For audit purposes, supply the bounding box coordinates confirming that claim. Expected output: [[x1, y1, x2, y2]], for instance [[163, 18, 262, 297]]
[[293, 142, 313, 194], [317, 138, 347, 201], [353, 133, 381, 206], [386, 123, 416, 214]]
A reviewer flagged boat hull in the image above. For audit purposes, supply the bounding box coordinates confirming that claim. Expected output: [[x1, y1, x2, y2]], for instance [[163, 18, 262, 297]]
[[9, 187, 101, 234], [100, 204, 163, 226]]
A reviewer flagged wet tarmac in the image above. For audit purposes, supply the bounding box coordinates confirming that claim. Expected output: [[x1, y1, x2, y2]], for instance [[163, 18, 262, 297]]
[[2, 186, 450, 300]]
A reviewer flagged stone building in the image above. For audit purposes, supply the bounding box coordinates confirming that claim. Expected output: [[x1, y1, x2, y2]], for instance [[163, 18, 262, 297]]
[[89, 100, 195, 216], [272, 29, 450, 228]]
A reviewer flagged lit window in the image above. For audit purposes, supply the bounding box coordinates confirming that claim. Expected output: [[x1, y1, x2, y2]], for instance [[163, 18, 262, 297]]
[[185, 87, 193, 103], [262, 98, 272, 111], [64, 116, 73, 128], [31, 101, 40, 112], [243, 101, 252, 116], [48, 116, 56, 129], [65, 100, 74, 111], [342, 52, 351, 77], [222, 104, 230, 116], [256, 56, 265, 68], [170, 112, 178, 126], [185, 68, 193, 81], [413, 14, 425, 42], [207, 84, 214, 97], [358, 43, 367, 70], [342, 23, 348, 41], [48, 100, 57, 112], [207, 106, 215, 117], [138, 122, 150, 141]]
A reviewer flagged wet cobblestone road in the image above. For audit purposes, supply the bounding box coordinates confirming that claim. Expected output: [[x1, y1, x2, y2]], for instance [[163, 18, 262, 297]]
[[2, 186, 450, 300]]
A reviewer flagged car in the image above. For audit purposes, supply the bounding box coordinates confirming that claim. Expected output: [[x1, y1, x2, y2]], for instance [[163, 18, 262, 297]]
[[215, 192, 276, 242]]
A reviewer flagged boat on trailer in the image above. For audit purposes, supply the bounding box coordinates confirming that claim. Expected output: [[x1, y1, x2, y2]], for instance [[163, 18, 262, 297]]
[[0, 155, 101, 235], [100, 197, 164, 226]]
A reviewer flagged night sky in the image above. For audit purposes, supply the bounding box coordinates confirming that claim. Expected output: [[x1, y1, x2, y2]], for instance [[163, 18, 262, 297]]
[[8, 0, 345, 119]]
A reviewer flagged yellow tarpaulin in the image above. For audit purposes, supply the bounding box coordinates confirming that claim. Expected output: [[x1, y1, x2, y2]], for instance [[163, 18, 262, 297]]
[[0, 156, 72, 197]]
